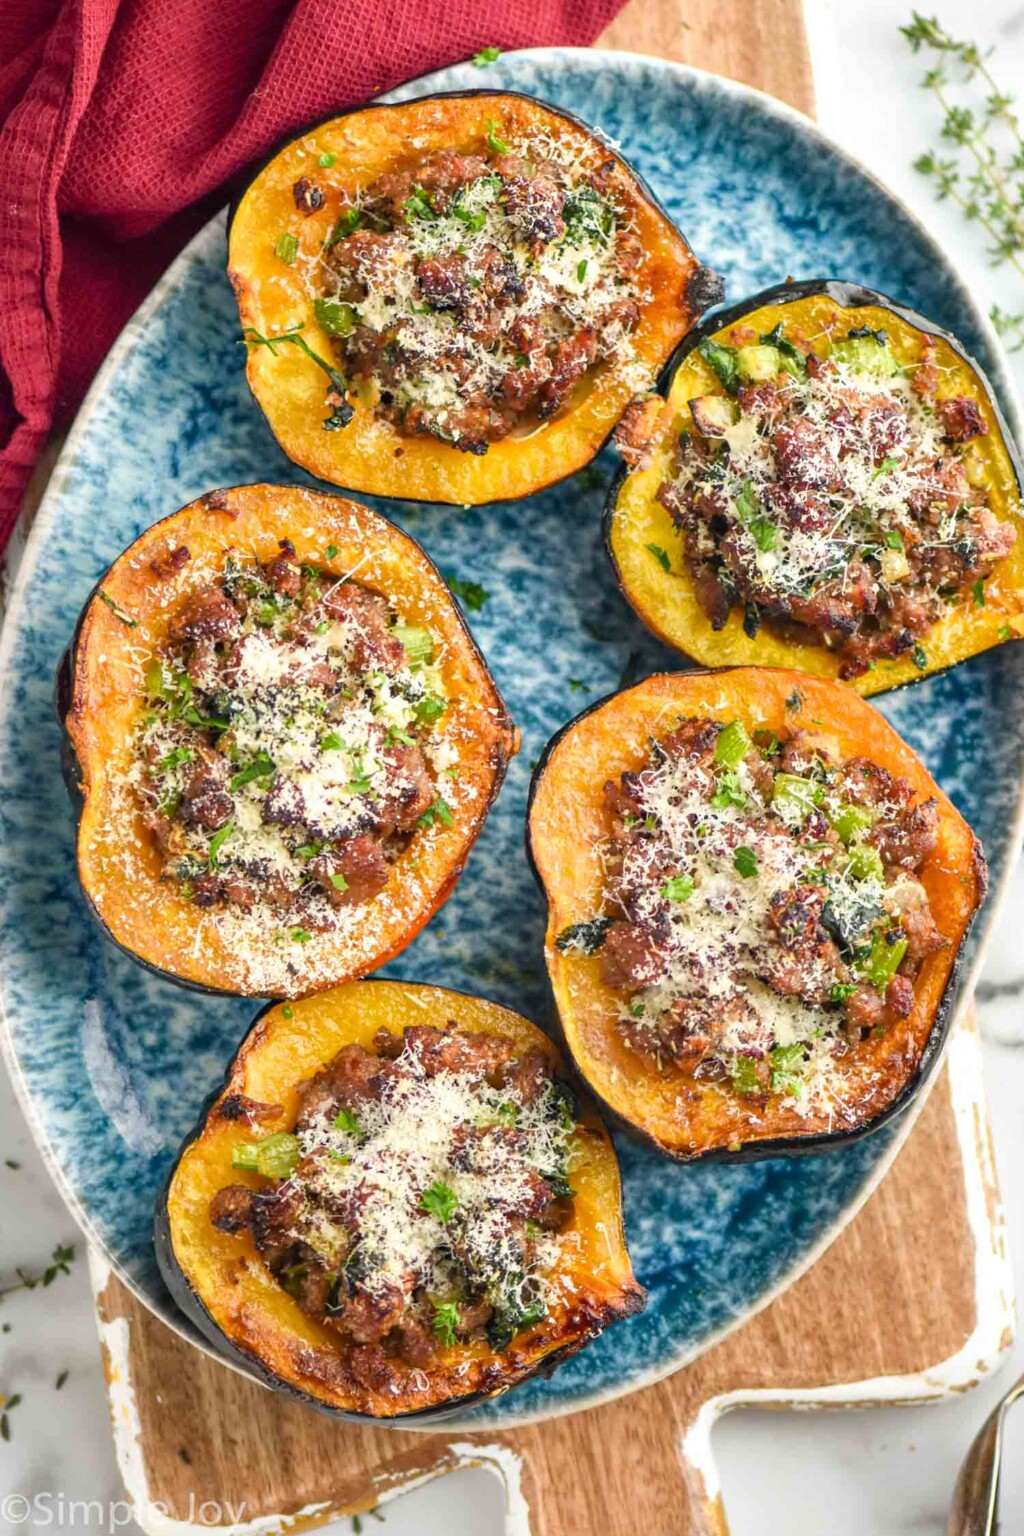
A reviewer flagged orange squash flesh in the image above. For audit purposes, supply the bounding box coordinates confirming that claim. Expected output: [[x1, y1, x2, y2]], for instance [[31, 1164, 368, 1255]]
[[606, 284, 1024, 695], [155, 981, 645, 1420], [528, 668, 986, 1160], [61, 484, 517, 997], [228, 91, 706, 505]]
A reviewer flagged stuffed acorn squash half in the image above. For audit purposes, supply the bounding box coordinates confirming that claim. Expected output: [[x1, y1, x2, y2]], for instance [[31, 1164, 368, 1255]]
[[606, 279, 1024, 694], [228, 90, 718, 504], [155, 981, 645, 1421], [528, 668, 985, 1161], [58, 485, 516, 998]]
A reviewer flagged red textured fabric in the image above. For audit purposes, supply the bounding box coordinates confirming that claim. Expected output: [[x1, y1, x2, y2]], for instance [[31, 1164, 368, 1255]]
[[0, 0, 623, 549]]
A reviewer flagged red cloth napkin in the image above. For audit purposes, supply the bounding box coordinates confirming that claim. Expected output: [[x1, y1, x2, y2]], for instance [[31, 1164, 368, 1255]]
[[0, 0, 624, 551]]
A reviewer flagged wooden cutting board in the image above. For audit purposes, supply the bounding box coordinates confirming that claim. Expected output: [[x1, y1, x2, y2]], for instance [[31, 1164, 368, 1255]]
[[93, 1018, 1009, 1535], [85, 5, 1010, 1533]]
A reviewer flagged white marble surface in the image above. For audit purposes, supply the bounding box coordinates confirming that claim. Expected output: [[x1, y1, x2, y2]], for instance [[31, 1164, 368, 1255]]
[[2, 1, 1024, 1531]]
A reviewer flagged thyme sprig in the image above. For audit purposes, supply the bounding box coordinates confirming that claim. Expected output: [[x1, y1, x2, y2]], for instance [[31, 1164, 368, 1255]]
[[902, 12, 1024, 288], [0, 1243, 75, 1303]]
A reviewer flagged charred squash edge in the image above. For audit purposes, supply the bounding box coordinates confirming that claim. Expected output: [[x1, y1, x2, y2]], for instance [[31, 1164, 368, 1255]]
[[603, 277, 1024, 697], [227, 89, 721, 506], [56, 483, 518, 999], [526, 666, 987, 1162], [153, 979, 646, 1423]]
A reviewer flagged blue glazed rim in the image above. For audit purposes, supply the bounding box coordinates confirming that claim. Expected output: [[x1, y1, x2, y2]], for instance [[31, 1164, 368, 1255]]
[[1, 49, 1021, 1428]]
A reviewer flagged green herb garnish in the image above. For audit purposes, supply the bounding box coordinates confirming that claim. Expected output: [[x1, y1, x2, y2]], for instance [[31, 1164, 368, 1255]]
[[420, 1181, 459, 1223], [445, 572, 489, 610], [418, 796, 454, 829], [274, 232, 299, 265], [733, 846, 758, 878], [662, 874, 695, 902], [645, 543, 671, 571], [230, 753, 276, 791], [472, 44, 501, 65]]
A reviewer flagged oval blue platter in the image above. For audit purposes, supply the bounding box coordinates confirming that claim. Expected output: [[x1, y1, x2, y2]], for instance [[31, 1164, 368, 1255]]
[[2, 49, 1022, 1427]]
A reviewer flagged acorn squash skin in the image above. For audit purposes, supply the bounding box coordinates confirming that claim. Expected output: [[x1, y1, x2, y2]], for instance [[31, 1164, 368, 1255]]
[[58, 484, 518, 998], [604, 279, 1024, 696], [228, 90, 720, 506], [154, 981, 645, 1422], [526, 668, 987, 1163]]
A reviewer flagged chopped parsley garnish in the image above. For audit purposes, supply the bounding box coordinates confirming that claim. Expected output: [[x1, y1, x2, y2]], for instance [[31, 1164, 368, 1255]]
[[159, 745, 194, 774], [972, 577, 986, 606], [230, 753, 276, 791], [471, 44, 501, 65], [329, 872, 350, 892], [333, 1108, 361, 1135], [420, 1181, 459, 1223], [711, 770, 747, 809], [445, 572, 490, 610], [321, 731, 346, 751], [207, 822, 234, 869], [884, 529, 905, 550], [330, 208, 362, 242], [911, 644, 929, 670], [317, 151, 337, 168], [645, 543, 671, 571], [432, 1300, 460, 1348], [662, 874, 695, 902], [874, 456, 901, 479], [289, 927, 312, 944], [403, 184, 436, 222], [577, 258, 588, 282], [418, 796, 454, 829], [325, 544, 339, 560], [733, 846, 758, 878]]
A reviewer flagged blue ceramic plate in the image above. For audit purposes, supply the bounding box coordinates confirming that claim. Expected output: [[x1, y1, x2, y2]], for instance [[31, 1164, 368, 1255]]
[[2, 50, 1022, 1427]]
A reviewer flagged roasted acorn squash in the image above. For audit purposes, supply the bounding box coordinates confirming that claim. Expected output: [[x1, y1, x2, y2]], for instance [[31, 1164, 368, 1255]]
[[58, 484, 516, 997], [228, 90, 716, 504], [154, 980, 645, 1420], [527, 668, 985, 1160], [605, 279, 1024, 694]]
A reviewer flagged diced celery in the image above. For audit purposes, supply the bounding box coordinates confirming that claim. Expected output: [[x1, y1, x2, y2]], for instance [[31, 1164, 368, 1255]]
[[828, 802, 876, 845], [736, 344, 782, 382], [714, 720, 751, 769], [856, 929, 908, 989], [847, 844, 884, 882], [313, 297, 356, 337], [254, 1132, 301, 1179], [771, 773, 823, 820], [831, 335, 900, 378], [232, 1133, 300, 1179], [392, 624, 434, 667]]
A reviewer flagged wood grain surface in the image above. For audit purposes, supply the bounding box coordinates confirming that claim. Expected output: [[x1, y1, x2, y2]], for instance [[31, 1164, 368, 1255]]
[[79, 3, 1004, 1533], [95, 1049, 1003, 1535]]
